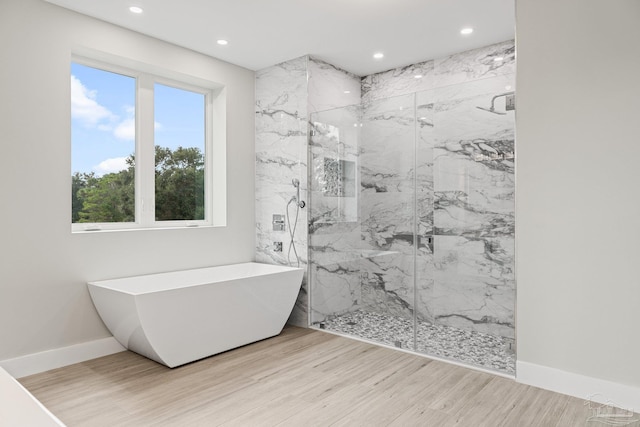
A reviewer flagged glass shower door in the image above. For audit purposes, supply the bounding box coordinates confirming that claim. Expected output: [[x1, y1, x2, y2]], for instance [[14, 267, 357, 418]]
[[357, 94, 417, 349], [308, 79, 516, 374], [309, 93, 418, 350], [308, 105, 363, 328], [415, 76, 516, 373]]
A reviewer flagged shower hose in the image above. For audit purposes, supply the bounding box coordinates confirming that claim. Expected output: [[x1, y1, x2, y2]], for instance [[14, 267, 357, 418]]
[[286, 197, 300, 268]]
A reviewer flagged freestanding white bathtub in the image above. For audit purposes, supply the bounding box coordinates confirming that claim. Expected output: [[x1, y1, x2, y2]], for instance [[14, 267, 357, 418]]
[[88, 262, 304, 368]]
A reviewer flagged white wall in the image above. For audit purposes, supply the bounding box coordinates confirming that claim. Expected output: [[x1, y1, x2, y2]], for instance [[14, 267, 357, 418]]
[[516, 0, 640, 394], [0, 0, 255, 361]]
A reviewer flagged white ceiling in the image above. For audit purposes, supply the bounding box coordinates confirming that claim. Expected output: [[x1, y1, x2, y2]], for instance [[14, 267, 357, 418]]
[[43, 0, 515, 76]]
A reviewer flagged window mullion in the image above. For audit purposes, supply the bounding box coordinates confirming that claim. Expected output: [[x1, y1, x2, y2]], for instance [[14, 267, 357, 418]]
[[137, 74, 155, 226]]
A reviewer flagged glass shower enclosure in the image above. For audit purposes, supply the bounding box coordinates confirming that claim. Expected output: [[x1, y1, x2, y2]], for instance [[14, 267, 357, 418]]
[[308, 77, 516, 374]]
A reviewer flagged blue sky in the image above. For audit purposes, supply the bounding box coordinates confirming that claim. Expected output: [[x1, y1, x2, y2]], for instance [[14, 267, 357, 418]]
[[71, 63, 205, 176]]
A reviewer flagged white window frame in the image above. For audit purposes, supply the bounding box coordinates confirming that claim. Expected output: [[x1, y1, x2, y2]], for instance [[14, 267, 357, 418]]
[[71, 53, 227, 232]]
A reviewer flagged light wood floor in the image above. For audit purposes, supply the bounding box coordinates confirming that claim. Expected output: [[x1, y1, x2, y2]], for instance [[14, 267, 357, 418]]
[[18, 327, 636, 426]]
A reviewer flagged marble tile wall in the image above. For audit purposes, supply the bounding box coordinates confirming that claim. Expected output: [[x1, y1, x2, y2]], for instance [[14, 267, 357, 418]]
[[353, 40, 516, 338], [308, 58, 361, 114], [427, 75, 515, 338], [361, 40, 515, 103], [309, 93, 433, 325], [255, 56, 309, 326], [257, 40, 515, 337], [357, 94, 416, 321], [255, 56, 361, 326], [308, 104, 363, 324]]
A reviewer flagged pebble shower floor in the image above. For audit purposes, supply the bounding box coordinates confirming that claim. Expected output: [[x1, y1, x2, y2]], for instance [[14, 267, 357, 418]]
[[315, 310, 515, 374]]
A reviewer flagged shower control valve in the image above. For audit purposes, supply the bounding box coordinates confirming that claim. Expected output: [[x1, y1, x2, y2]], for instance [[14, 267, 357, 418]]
[[272, 214, 285, 231]]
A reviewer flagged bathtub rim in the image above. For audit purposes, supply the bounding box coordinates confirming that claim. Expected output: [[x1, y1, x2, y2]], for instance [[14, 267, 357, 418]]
[[88, 262, 304, 296]]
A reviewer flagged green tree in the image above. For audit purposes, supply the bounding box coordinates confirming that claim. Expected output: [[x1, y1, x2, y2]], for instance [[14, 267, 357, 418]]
[[76, 159, 135, 223], [71, 147, 203, 224], [71, 172, 91, 222], [155, 146, 204, 221]]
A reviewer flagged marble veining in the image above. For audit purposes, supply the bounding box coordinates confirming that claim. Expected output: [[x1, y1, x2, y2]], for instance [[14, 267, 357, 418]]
[[308, 58, 361, 113], [362, 40, 515, 103], [257, 56, 362, 326], [258, 40, 516, 369], [361, 60, 435, 104], [433, 235, 515, 338], [308, 40, 515, 349], [256, 57, 310, 326], [433, 40, 515, 88]]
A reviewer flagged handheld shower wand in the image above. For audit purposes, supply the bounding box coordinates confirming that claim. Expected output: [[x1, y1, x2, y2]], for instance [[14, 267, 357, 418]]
[[291, 178, 305, 208]]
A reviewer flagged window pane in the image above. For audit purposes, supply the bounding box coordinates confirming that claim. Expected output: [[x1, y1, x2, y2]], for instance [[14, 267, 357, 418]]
[[154, 83, 205, 221], [71, 63, 136, 223]]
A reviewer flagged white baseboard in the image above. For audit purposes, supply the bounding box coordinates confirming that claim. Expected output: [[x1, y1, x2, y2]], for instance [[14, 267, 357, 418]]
[[0, 337, 125, 379], [517, 361, 640, 412]]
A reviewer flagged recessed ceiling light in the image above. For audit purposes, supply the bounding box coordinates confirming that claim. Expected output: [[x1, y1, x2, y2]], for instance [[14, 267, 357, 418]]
[[460, 27, 474, 35], [373, 52, 384, 60], [414, 74, 423, 79], [494, 56, 504, 62], [217, 39, 228, 46], [129, 6, 143, 14], [344, 90, 351, 94]]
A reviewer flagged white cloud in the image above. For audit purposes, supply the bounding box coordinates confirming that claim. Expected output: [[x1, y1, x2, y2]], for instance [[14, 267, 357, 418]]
[[93, 157, 129, 175], [70, 75, 115, 126], [71, 78, 162, 143], [112, 113, 162, 141], [114, 118, 135, 141], [113, 105, 141, 141]]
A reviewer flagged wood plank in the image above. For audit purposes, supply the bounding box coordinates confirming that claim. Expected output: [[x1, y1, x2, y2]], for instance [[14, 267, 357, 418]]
[[18, 326, 639, 426]]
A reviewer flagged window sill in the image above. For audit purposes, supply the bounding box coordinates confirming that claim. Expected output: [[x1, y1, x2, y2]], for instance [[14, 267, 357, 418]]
[[71, 224, 220, 234]]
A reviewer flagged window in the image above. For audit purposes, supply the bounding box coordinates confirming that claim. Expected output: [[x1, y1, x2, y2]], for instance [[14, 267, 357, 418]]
[[70, 56, 225, 231], [154, 83, 205, 221], [71, 64, 136, 224]]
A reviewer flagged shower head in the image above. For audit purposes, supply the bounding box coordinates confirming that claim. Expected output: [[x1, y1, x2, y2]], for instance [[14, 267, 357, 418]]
[[292, 178, 300, 188], [477, 91, 515, 115], [476, 106, 507, 115]]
